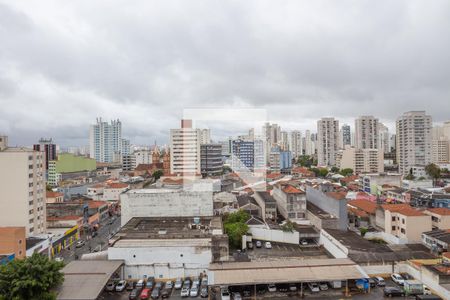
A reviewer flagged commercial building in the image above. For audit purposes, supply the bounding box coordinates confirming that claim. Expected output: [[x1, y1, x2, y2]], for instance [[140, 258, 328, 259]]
[[421, 229, 450, 252], [170, 119, 201, 175], [0, 136, 46, 237], [272, 183, 306, 219], [108, 216, 228, 279], [341, 124, 351, 147], [355, 116, 379, 150], [317, 117, 339, 166], [120, 189, 214, 226], [89, 118, 127, 163], [33, 138, 57, 171], [0, 227, 26, 260], [231, 139, 265, 172], [200, 144, 223, 177], [396, 111, 432, 175], [335, 146, 384, 174]]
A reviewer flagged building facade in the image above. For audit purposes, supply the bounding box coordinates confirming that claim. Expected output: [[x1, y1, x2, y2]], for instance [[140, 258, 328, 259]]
[[355, 116, 379, 150], [200, 144, 223, 177], [33, 138, 57, 171], [170, 120, 201, 176], [396, 111, 432, 175], [289, 130, 302, 158], [341, 124, 351, 148], [89, 118, 124, 163], [317, 118, 339, 166], [335, 146, 384, 174]]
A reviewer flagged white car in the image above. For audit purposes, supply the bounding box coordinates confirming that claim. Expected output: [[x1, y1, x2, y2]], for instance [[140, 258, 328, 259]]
[[300, 239, 308, 246], [319, 282, 328, 291], [232, 292, 242, 300], [391, 273, 405, 286], [175, 278, 183, 289], [115, 280, 126, 292], [265, 242, 272, 249], [308, 282, 320, 293], [190, 285, 199, 297], [181, 287, 190, 297], [221, 289, 231, 300], [268, 284, 276, 292]]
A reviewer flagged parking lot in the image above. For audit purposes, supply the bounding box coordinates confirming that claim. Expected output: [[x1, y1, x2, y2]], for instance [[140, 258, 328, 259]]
[[246, 241, 330, 261]]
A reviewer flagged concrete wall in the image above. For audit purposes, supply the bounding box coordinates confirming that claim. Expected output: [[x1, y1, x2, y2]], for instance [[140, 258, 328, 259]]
[[306, 210, 340, 230], [306, 187, 347, 230], [365, 231, 408, 245], [319, 229, 348, 258], [249, 227, 299, 244], [121, 189, 214, 226]]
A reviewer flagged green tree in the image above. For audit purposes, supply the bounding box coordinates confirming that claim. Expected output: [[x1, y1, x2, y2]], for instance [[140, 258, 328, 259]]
[[311, 167, 329, 177], [405, 174, 415, 180], [281, 220, 294, 232], [223, 210, 250, 248], [425, 163, 441, 187], [0, 253, 65, 300], [152, 170, 164, 180], [359, 227, 368, 237], [339, 168, 354, 177], [330, 166, 339, 173], [297, 155, 313, 168], [46, 184, 53, 192]]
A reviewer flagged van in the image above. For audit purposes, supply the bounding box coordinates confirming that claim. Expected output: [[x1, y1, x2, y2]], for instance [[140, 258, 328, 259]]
[[374, 277, 385, 287]]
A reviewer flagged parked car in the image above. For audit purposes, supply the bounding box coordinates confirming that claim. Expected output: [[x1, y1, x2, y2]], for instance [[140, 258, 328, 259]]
[[307, 282, 320, 293], [190, 285, 199, 297], [192, 276, 200, 286], [242, 288, 251, 297], [268, 284, 276, 292], [423, 284, 432, 295], [146, 277, 155, 290], [319, 282, 328, 291], [175, 278, 183, 289], [164, 281, 173, 289], [105, 281, 116, 292], [140, 288, 151, 299], [221, 289, 231, 300], [201, 276, 208, 287], [116, 280, 127, 292], [183, 279, 191, 289], [129, 289, 140, 300], [136, 279, 145, 289], [154, 282, 163, 290], [256, 241, 262, 248], [289, 283, 297, 292], [368, 278, 376, 288], [247, 242, 253, 249], [181, 287, 190, 297], [54, 257, 64, 262], [232, 292, 242, 300], [75, 240, 85, 248], [300, 239, 308, 245], [200, 286, 208, 298], [401, 273, 414, 280], [391, 273, 405, 286], [383, 287, 405, 297], [161, 288, 171, 298], [127, 281, 136, 291], [278, 284, 288, 292], [151, 287, 160, 299], [265, 241, 272, 249], [374, 276, 385, 287]]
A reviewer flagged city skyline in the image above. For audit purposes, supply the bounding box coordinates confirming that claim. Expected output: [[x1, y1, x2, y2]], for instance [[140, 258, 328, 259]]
[[1, 1, 450, 146]]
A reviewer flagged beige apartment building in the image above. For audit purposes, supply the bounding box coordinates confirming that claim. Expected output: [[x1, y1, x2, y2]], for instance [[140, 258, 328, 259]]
[[336, 145, 384, 174], [396, 111, 432, 175], [317, 117, 339, 166], [0, 136, 47, 237], [0, 226, 26, 259], [355, 116, 379, 150], [170, 120, 201, 176], [424, 208, 450, 230], [383, 204, 432, 243]]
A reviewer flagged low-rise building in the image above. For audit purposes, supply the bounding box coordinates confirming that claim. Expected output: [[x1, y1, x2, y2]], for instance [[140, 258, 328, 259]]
[[0, 227, 26, 260], [103, 182, 129, 201], [362, 173, 402, 195], [253, 191, 277, 221], [422, 229, 450, 253], [335, 146, 384, 174], [108, 216, 228, 279], [347, 199, 377, 228], [46, 191, 64, 204], [272, 183, 306, 219], [424, 208, 450, 230]]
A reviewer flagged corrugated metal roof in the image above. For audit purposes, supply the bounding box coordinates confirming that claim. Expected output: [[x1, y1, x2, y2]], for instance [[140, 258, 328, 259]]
[[208, 258, 366, 285]]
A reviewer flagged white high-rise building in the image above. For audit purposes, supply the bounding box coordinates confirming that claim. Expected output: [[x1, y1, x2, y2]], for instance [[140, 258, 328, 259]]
[[378, 123, 390, 154], [289, 130, 302, 158], [431, 121, 450, 164], [317, 118, 339, 166], [199, 129, 211, 145], [355, 116, 379, 150], [0, 136, 47, 237], [89, 118, 123, 163], [280, 131, 289, 151], [396, 111, 432, 175], [263, 123, 281, 146], [170, 120, 201, 175], [304, 130, 313, 156]]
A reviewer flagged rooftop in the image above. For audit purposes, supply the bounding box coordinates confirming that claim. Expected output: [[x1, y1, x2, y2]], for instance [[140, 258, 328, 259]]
[[348, 199, 377, 214], [381, 204, 425, 216], [116, 216, 223, 240], [307, 202, 336, 219], [326, 191, 347, 200], [422, 229, 450, 244], [426, 207, 450, 216]]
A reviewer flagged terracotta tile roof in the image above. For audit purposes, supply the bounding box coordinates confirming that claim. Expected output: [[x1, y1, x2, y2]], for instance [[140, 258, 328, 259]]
[[443, 252, 450, 260], [381, 204, 425, 216], [326, 191, 347, 200], [266, 173, 282, 179], [106, 182, 129, 189], [426, 207, 450, 216], [135, 164, 153, 171], [341, 175, 359, 184], [46, 191, 64, 198], [348, 206, 368, 218], [282, 185, 304, 194], [87, 200, 108, 209], [90, 183, 105, 188], [348, 199, 377, 214]]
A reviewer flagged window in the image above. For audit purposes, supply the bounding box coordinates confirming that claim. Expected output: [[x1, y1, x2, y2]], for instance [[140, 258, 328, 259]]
[[401, 228, 406, 234], [392, 217, 396, 221], [402, 219, 405, 224], [392, 226, 396, 231]]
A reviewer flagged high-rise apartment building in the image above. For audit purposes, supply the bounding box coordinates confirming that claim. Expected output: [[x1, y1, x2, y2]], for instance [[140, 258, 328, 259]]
[[0, 136, 46, 237], [89, 118, 124, 163], [335, 146, 384, 174], [231, 139, 265, 172], [199, 129, 211, 145], [304, 130, 313, 156], [289, 130, 302, 158], [355, 116, 379, 150], [317, 118, 339, 166], [33, 138, 57, 170], [263, 122, 281, 146], [396, 111, 432, 175], [378, 123, 390, 154], [341, 124, 351, 148], [280, 131, 289, 151], [431, 121, 450, 164], [170, 120, 201, 175]]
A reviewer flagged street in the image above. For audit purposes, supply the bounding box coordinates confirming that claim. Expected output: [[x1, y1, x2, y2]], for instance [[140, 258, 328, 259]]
[[57, 215, 121, 263]]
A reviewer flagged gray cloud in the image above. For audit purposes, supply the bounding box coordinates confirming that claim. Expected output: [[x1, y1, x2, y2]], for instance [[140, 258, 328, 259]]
[[0, 0, 450, 146]]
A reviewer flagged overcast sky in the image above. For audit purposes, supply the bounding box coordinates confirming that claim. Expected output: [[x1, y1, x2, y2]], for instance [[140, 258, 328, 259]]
[[1, 0, 450, 147]]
